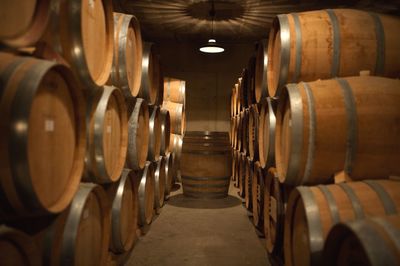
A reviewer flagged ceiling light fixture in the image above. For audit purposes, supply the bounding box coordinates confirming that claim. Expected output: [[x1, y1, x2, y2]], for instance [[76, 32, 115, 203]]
[[199, 0, 224, 54]]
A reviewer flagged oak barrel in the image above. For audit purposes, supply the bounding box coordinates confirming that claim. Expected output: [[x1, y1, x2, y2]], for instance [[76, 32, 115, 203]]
[[163, 152, 175, 197], [245, 157, 254, 211], [154, 157, 166, 212], [275, 76, 400, 186], [147, 105, 162, 161], [252, 161, 265, 230], [0, 0, 50, 48], [0, 53, 85, 216], [248, 104, 259, 161], [169, 133, 183, 170], [84, 86, 128, 184], [126, 97, 149, 170], [162, 101, 185, 135], [109, 13, 142, 97], [284, 179, 400, 266], [137, 162, 155, 226], [255, 40, 268, 102], [160, 108, 171, 156], [0, 225, 41, 266], [139, 42, 161, 105], [42, 0, 114, 87], [258, 97, 277, 169], [163, 77, 186, 105], [238, 153, 247, 197], [267, 9, 400, 96], [181, 132, 232, 199], [240, 109, 249, 154], [106, 169, 138, 253], [324, 214, 400, 266], [43, 183, 111, 266]]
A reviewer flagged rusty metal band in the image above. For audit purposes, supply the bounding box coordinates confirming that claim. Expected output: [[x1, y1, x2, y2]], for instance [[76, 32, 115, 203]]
[[138, 162, 153, 226], [326, 9, 340, 77], [302, 82, 316, 184]]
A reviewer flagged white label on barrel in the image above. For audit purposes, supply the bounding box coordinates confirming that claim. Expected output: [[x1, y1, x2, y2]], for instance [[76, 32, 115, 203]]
[[89, 0, 95, 9], [83, 208, 89, 220], [107, 125, 111, 133], [270, 197, 277, 222], [45, 119, 55, 132]]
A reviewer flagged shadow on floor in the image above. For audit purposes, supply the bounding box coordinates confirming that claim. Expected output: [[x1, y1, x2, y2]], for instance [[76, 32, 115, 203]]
[[166, 193, 242, 209]]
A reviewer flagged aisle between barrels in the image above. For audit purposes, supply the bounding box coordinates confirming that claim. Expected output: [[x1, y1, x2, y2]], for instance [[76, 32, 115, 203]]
[[126, 183, 269, 265]]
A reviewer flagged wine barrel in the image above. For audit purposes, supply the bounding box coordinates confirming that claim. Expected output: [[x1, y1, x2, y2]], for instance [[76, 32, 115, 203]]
[[109, 13, 142, 97], [0, 225, 41, 265], [147, 106, 161, 161], [233, 115, 240, 150], [284, 179, 400, 266], [163, 77, 186, 105], [41, 0, 114, 87], [160, 109, 171, 156], [163, 152, 175, 197], [181, 132, 232, 199], [276, 76, 400, 186], [0, 53, 85, 216], [0, 0, 50, 48], [106, 169, 138, 253], [234, 82, 241, 115], [267, 9, 400, 97], [170, 133, 183, 170], [162, 101, 185, 135], [233, 150, 241, 187], [252, 161, 265, 231], [137, 162, 155, 226], [238, 153, 247, 198], [324, 214, 400, 266], [231, 87, 237, 117], [258, 97, 277, 169], [240, 109, 249, 154], [264, 168, 292, 256], [248, 104, 259, 161], [139, 42, 161, 105], [154, 157, 166, 213], [84, 86, 128, 184], [255, 40, 268, 102], [230, 116, 235, 147], [126, 97, 149, 170], [44, 183, 111, 266], [245, 157, 254, 211], [246, 56, 256, 106]]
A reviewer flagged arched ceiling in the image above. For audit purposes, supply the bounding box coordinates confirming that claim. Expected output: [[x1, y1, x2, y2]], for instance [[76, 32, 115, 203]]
[[115, 0, 400, 43]]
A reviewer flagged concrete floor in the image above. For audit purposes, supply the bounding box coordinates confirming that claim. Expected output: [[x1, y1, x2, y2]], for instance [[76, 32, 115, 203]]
[[125, 183, 269, 266]]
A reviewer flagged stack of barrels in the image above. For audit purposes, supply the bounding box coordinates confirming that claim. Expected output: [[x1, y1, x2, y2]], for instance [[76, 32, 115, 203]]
[[162, 77, 187, 182], [231, 9, 400, 266], [0, 1, 181, 265]]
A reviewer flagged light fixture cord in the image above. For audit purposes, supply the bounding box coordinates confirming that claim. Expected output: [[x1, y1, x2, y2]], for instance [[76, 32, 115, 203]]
[[209, 0, 216, 38]]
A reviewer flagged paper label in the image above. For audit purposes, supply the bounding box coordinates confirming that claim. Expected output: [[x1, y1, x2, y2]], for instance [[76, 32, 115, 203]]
[[107, 125, 111, 133], [45, 119, 55, 132]]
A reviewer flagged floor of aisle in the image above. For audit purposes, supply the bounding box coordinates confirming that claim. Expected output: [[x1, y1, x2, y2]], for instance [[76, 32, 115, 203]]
[[125, 183, 269, 266]]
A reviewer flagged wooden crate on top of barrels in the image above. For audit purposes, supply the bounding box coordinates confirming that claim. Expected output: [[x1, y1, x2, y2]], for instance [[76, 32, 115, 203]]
[[267, 9, 400, 97], [181, 132, 232, 199]]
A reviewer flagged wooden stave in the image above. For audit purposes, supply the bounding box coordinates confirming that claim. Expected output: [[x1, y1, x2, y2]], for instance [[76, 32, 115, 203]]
[[252, 161, 265, 231], [153, 157, 166, 212], [137, 162, 155, 226], [238, 153, 247, 198], [163, 152, 175, 197], [84, 86, 128, 184], [267, 9, 400, 97], [0, 54, 86, 215], [248, 104, 260, 161], [0, 225, 42, 265], [106, 169, 138, 254], [42, 0, 114, 88], [147, 105, 162, 161], [0, 0, 51, 48], [126, 97, 149, 170], [258, 97, 276, 169], [109, 13, 143, 97], [139, 42, 161, 105], [275, 76, 400, 186], [159, 108, 171, 156], [284, 179, 400, 266], [255, 39, 269, 102], [323, 214, 400, 266]]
